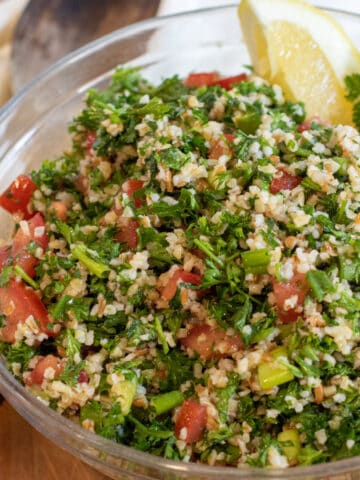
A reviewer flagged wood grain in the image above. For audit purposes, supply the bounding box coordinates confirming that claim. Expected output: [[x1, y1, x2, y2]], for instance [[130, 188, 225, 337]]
[[12, 0, 160, 90], [0, 401, 110, 479]]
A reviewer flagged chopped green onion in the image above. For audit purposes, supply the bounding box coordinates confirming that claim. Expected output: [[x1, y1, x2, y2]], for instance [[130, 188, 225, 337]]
[[193, 239, 224, 267], [301, 177, 321, 192], [241, 249, 270, 274], [14, 265, 39, 289], [150, 391, 184, 415], [52, 294, 72, 320], [71, 244, 109, 278], [56, 220, 73, 244], [306, 270, 335, 302], [295, 147, 311, 157], [154, 316, 169, 354]]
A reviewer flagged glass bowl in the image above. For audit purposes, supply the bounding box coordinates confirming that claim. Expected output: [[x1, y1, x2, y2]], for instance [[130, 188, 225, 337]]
[[1, 4, 360, 480]]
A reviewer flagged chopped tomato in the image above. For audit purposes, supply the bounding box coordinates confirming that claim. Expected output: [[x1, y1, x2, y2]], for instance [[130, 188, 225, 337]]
[[298, 116, 329, 132], [12, 213, 48, 277], [77, 370, 89, 383], [0, 174, 37, 220], [272, 273, 309, 323], [161, 269, 202, 301], [115, 219, 139, 249], [0, 279, 55, 343], [181, 324, 243, 360], [184, 72, 220, 88], [270, 169, 302, 194], [86, 130, 97, 155], [49, 201, 67, 221], [214, 73, 248, 90], [224, 133, 235, 143], [26, 354, 63, 386], [122, 179, 144, 208], [184, 72, 247, 90], [175, 399, 207, 443]]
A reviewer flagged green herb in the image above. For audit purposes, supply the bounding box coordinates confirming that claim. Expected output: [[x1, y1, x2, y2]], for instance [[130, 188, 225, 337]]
[[345, 73, 360, 129], [230, 297, 252, 332], [71, 243, 109, 277], [59, 361, 85, 386], [65, 329, 81, 359], [4, 342, 37, 370], [241, 249, 270, 274], [14, 265, 39, 289], [51, 294, 91, 322], [306, 270, 335, 302], [150, 391, 184, 415], [154, 316, 169, 354], [0, 266, 12, 287]]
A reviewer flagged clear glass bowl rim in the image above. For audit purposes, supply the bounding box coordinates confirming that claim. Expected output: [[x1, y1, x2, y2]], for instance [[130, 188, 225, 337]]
[[1, 4, 360, 479]]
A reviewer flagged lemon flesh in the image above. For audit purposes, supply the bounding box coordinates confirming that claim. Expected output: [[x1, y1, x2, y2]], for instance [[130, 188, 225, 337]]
[[238, 0, 360, 125]]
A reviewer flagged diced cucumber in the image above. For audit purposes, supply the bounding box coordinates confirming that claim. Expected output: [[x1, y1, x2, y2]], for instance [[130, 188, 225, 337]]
[[278, 429, 301, 462], [258, 346, 294, 389], [112, 379, 137, 415]]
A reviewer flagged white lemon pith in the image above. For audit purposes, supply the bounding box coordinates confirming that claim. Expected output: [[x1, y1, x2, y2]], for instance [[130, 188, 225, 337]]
[[238, 0, 360, 125]]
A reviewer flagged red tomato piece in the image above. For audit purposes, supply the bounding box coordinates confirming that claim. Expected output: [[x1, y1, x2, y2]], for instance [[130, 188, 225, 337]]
[[184, 72, 220, 88], [26, 354, 63, 386], [12, 213, 48, 252], [181, 324, 243, 360], [161, 269, 202, 301], [270, 169, 302, 194], [122, 179, 144, 208], [0, 279, 55, 343], [214, 73, 248, 90], [12, 213, 48, 277], [175, 399, 207, 443], [298, 116, 329, 132], [272, 273, 309, 323], [0, 174, 37, 220], [77, 370, 89, 384], [224, 134, 235, 143], [115, 219, 139, 249], [86, 130, 97, 155]]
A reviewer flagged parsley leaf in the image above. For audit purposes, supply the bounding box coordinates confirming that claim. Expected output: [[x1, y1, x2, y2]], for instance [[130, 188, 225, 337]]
[[345, 74, 360, 101], [344, 74, 360, 130]]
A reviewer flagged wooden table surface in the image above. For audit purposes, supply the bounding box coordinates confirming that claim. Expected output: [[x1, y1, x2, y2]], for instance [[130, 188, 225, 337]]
[[1, 1, 160, 478], [0, 401, 110, 479]]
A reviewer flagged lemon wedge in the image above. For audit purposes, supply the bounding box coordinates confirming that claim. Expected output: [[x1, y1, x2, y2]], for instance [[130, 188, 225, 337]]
[[238, 0, 360, 125]]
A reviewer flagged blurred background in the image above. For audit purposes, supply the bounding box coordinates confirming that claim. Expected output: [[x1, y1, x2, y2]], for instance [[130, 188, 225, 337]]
[[1, 0, 360, 107]]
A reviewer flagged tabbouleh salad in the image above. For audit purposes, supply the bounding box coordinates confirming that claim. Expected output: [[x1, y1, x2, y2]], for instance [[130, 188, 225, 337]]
[[2, 67, 360, 468]]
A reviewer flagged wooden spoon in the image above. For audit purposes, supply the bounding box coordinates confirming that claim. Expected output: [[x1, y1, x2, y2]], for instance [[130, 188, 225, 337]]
[[11, 0, 160, 91]]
